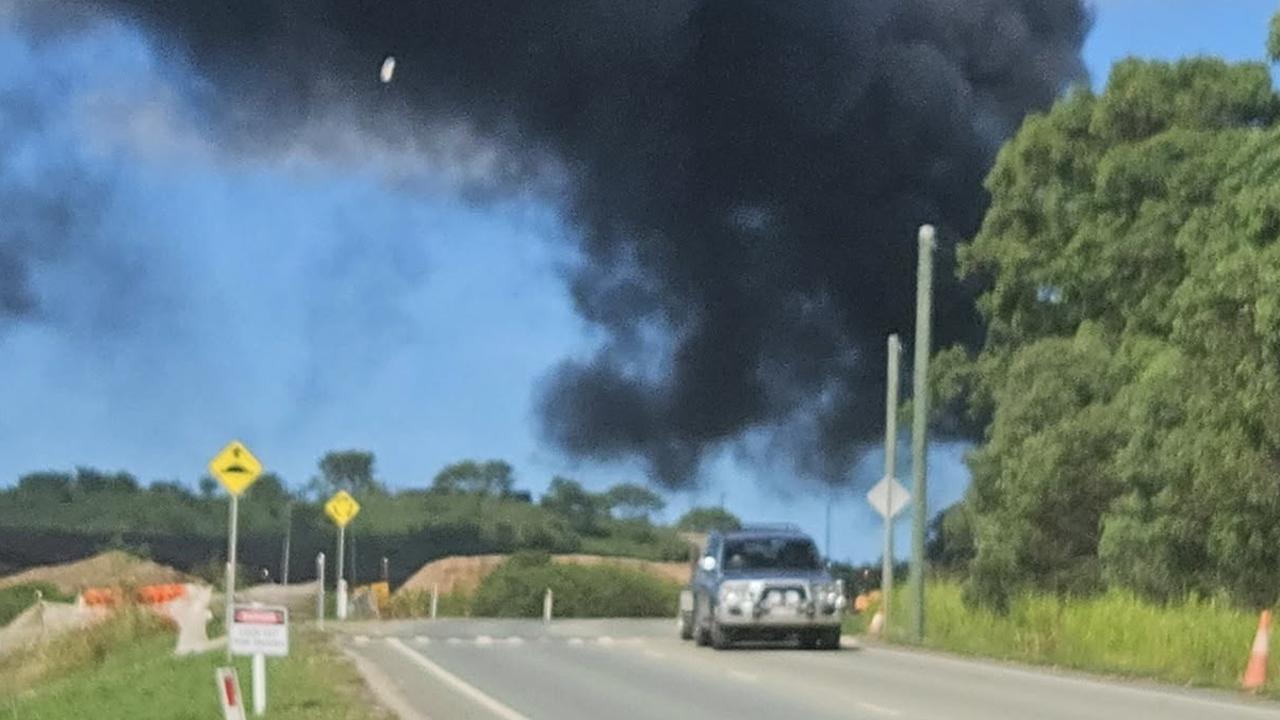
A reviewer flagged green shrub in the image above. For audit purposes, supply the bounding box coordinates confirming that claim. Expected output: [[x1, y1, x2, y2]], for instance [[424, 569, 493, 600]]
[[471, 554, 680, 618], [0, 582, 74, 627]]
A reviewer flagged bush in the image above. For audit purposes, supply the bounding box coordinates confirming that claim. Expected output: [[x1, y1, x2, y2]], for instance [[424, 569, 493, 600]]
[[471, 553, 680, 618], [0, 582, 73, 626]]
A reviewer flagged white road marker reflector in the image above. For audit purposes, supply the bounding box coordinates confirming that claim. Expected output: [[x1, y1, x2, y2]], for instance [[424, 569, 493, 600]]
[[216, 667, 247, 720], [386, 637, 529, 720], [567, 637, 584, 646], [857, 701, 903, 717], [475, 635, 494, 646], [596, 636, 615, 646], [505, 636, 525, 646]]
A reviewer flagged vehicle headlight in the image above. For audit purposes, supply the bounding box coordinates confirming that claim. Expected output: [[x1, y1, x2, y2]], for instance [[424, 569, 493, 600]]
[[719, 582, 751, 607]]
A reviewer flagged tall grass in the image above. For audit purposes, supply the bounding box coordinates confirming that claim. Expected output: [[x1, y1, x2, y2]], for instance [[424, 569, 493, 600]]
[[0, 607, 169, 698], [861, 580, 1270, 691], [386, 588, 474, 618]]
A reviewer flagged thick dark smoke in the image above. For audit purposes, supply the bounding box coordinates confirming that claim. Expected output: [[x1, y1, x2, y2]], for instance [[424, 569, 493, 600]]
[[55, 0, 1089, 487]]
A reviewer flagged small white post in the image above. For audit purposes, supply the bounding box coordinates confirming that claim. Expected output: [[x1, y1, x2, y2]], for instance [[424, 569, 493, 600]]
[[430, 583, 439, 620], [336, 526, 348, 621], [252, 653, 266, 716], [337, 580, 348, 621], [543, 588, 553, 624], [316, 553, 326, 629]]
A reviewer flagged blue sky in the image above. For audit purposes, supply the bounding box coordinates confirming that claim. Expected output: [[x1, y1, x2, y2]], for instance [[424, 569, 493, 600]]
[[0, 1, 1275, 565]]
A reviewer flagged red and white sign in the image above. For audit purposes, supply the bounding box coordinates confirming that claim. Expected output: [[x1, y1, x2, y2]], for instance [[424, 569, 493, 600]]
[[229, 604, 289, 657], [216, 667, 247, 720]]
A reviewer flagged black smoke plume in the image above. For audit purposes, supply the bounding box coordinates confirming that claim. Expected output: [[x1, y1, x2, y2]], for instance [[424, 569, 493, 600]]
[[57, 0, 1089, 487]]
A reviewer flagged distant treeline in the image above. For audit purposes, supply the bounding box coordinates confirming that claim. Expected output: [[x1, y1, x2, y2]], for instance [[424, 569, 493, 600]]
[[0, 457, 743, 584]]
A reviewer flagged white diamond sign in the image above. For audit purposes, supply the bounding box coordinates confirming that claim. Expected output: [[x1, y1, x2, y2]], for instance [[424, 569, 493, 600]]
[[867, 476, 910, 519]]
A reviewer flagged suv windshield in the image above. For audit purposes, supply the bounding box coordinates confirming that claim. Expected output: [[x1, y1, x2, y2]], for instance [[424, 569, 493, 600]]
[[722, 537, 821, 571]]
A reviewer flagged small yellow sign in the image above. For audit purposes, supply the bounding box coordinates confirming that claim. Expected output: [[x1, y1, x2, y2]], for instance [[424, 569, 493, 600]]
[[325, 490, 361, 528], [209, 440, 262, 497]]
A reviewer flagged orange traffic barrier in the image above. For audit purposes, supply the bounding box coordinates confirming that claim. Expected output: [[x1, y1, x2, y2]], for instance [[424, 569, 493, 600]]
[[1244, 610, 1272, 691], [82, 587, 121, 607], [136, 584, 187, 605]]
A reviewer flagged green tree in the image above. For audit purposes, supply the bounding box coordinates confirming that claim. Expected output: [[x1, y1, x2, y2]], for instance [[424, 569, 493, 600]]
[[675, 507, 741, 533], [311, 450, 380, 497], [430, 460, 515, 496], [943, 51, 1280, 608], [604, 483, 665, 520], [541, 476, 607, 534]]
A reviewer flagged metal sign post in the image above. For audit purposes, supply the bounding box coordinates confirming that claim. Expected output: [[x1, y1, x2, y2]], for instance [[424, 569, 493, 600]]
[[229, 604, 288, 717], [209, 440, 263, 661], [324, 491, 361, 621], [336, 524, 347, 620]]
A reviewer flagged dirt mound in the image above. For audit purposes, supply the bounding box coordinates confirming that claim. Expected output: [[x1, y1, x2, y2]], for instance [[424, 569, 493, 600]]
[[0, 551, 190, 594], [397, 554, 691, 597]]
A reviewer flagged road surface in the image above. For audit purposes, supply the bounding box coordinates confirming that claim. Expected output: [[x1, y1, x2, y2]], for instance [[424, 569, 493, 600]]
[[340, 619, 1280, 720]]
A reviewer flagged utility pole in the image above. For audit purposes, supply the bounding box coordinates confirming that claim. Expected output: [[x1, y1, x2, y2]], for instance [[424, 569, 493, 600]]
[[280, 501, 293, 586], [909, 224, 935, 644], [882, 333, 902, 631], [824, 497, 832, 561]]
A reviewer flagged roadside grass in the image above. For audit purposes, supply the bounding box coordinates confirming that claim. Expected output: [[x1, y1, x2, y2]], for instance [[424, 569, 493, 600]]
[[1, 610, 388, 720], [386, 588, 473, 618], [850, 579, 1277, 694]]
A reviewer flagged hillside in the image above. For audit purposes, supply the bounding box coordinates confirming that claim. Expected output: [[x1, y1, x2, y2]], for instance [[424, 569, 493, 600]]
[[397, 553, 691, 597]]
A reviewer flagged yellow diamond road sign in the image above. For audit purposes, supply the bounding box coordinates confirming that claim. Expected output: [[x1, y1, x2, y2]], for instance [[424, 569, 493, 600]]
[[325, 491, 361, 528], [209, 440, 262, 497]]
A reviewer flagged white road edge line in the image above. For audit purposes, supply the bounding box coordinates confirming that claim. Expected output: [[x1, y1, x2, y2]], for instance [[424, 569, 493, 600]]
[[344, 647, 433, 720], [386, 637, 530, 720], [868, 645, 1280, 718], [727, 669, 759, 682], [857, 701, 902, 717]]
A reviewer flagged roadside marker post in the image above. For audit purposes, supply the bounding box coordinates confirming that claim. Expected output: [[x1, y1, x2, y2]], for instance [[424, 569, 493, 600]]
[[316, 552, 326, 628], [543, 588, 553, 624], [209, 440, 263, 660], [324, 491, 361, 620], [216, 667, 247, 720], [431, 583, 439, 620]]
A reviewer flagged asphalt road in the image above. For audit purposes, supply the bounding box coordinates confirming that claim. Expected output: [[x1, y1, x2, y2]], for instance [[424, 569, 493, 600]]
[[340, 619, 1280, 720]]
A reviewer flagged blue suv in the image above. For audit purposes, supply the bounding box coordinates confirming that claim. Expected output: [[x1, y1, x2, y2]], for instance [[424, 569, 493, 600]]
[[678, 525, 846, 649]]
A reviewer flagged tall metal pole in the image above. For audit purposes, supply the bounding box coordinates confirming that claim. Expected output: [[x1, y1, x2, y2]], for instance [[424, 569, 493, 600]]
[[882, 333, 902, 632], [280, 502, 293, 586], [225, 494, 239, 661], [909, 224, 935, 643], [824, 498, 832, 560]]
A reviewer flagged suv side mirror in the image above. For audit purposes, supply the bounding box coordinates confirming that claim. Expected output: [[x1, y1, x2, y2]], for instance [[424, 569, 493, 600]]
[[700, 555, 717, 573]]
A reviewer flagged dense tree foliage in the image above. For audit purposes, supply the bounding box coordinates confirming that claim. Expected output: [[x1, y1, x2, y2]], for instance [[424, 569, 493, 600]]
[[939, 49, 1280, 608], [430, 459, 516, 497], [0, 457, 689, 580], [675, 507, 742, 533]]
